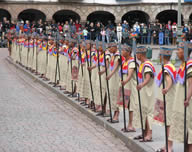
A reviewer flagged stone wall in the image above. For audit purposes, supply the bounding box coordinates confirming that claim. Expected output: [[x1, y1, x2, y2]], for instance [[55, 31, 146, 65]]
[[0, 2, 192, 23]]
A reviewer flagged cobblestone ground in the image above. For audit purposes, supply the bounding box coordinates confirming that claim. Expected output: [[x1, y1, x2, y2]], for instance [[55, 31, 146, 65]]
[[0, 49, 132, 152]]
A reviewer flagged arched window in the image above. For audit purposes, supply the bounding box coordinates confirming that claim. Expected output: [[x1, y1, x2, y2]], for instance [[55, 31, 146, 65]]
[[0, 9, 11, 22], [156, 10, 184, 25], [87, 11, 115, 26], [122, 10, 150, 27], [18, 9, 46, 23], [53, 10, 80, 23]]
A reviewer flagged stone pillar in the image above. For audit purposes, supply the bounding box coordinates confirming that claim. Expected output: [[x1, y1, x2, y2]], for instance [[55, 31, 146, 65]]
[[10, 12, 18, 22], [46, 13, 53, 22], [183, 19, 189, 25], [115, 19, 121, 24]]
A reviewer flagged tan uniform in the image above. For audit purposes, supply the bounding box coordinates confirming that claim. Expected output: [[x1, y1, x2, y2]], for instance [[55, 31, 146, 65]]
[[45, 45, 56, 82], [78, 50, 91, 99], [65, 47, 78, 92], [188, 93, 192, 144], [32, 42, 37, 71], [157, 64, 176, 126], [94, 53, 107, 106], [169, 64, 192, 143], [125, 61, 140, 129], [59, 52, 66, 87], [88, 52, 98, 101], [76, 50, 85, 97], [27, 40, 34, 68], [16, 41, 20, 63], [11, 40, 16, 62], [22, 45, 28, 67], [139, 63, 155, 130], [107, 54, 120, 111], [46, 53, 52, 80], [50, 54, 57, 83], [62, 46, 70, 87], [41, 50, 47, 75], [17, 40, 23, 63]]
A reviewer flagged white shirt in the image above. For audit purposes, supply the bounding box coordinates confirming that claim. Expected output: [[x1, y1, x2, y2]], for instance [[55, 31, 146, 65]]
[[117, 26, 122, 33]]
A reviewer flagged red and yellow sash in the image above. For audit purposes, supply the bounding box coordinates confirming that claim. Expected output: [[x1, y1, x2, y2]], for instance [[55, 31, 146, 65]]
[[177, 59, 192, 84], [138, 60, 156, 83], [99, 53, 105, 66], [24, 40, 28, 48], [21, 39, 25, 45], [48, 45, 54, 55], [110, 52, 120, 71], [42, 43, 47, 51], [91, 50, 97, 64], [156, 63, 177, 87], [63, 46, 69, 56], [81, 52, 86, 63], [119, 57, 134, 76], [53, 47, 57, 56]]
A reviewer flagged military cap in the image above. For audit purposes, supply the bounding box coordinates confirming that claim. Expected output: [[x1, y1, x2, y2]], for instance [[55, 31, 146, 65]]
[[136, 46, 147, 54]]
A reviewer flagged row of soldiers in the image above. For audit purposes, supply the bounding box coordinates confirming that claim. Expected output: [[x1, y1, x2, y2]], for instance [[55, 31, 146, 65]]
[[10, 32, 192, 152]]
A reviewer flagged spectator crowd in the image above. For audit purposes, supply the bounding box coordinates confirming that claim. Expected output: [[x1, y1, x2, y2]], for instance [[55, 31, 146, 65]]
[[1, 16, 192, 47]]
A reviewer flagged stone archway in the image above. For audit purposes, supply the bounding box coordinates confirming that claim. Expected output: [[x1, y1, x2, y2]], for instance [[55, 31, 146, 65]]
[[121, 10, 150, 27], [0, 8, 11, 22], [156, 10, 184, 25], [18, 9, 46, 23], [52, 10, 80, 23], [87, 11, 116, 26]]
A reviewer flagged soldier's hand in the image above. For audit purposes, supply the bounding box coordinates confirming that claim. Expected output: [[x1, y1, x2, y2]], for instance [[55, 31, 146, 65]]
[[136, 84, 143, 90], [184, 98, 190, 107], [121, 81, 125, 86], [87, 67, 91, 71], [98, 71, 103, 75], [162, 88, 168, 95], [106, 76, 110, 81]]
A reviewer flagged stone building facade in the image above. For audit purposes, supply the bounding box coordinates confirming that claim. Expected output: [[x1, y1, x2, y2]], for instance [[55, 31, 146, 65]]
[[0, 1, 192, 25]]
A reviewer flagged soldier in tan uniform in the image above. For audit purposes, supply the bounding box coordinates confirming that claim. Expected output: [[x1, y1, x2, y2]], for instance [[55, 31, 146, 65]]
[[121, 44, 138, 132], [105, 43, 121, 123], [135, 46, 156, 142], [88, 41, 107, 114], [155, 47, 177, 152], [168, 42, 192, 152]]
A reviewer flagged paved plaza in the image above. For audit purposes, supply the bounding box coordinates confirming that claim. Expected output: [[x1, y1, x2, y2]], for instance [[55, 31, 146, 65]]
[[0, 49, 132, 152]]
